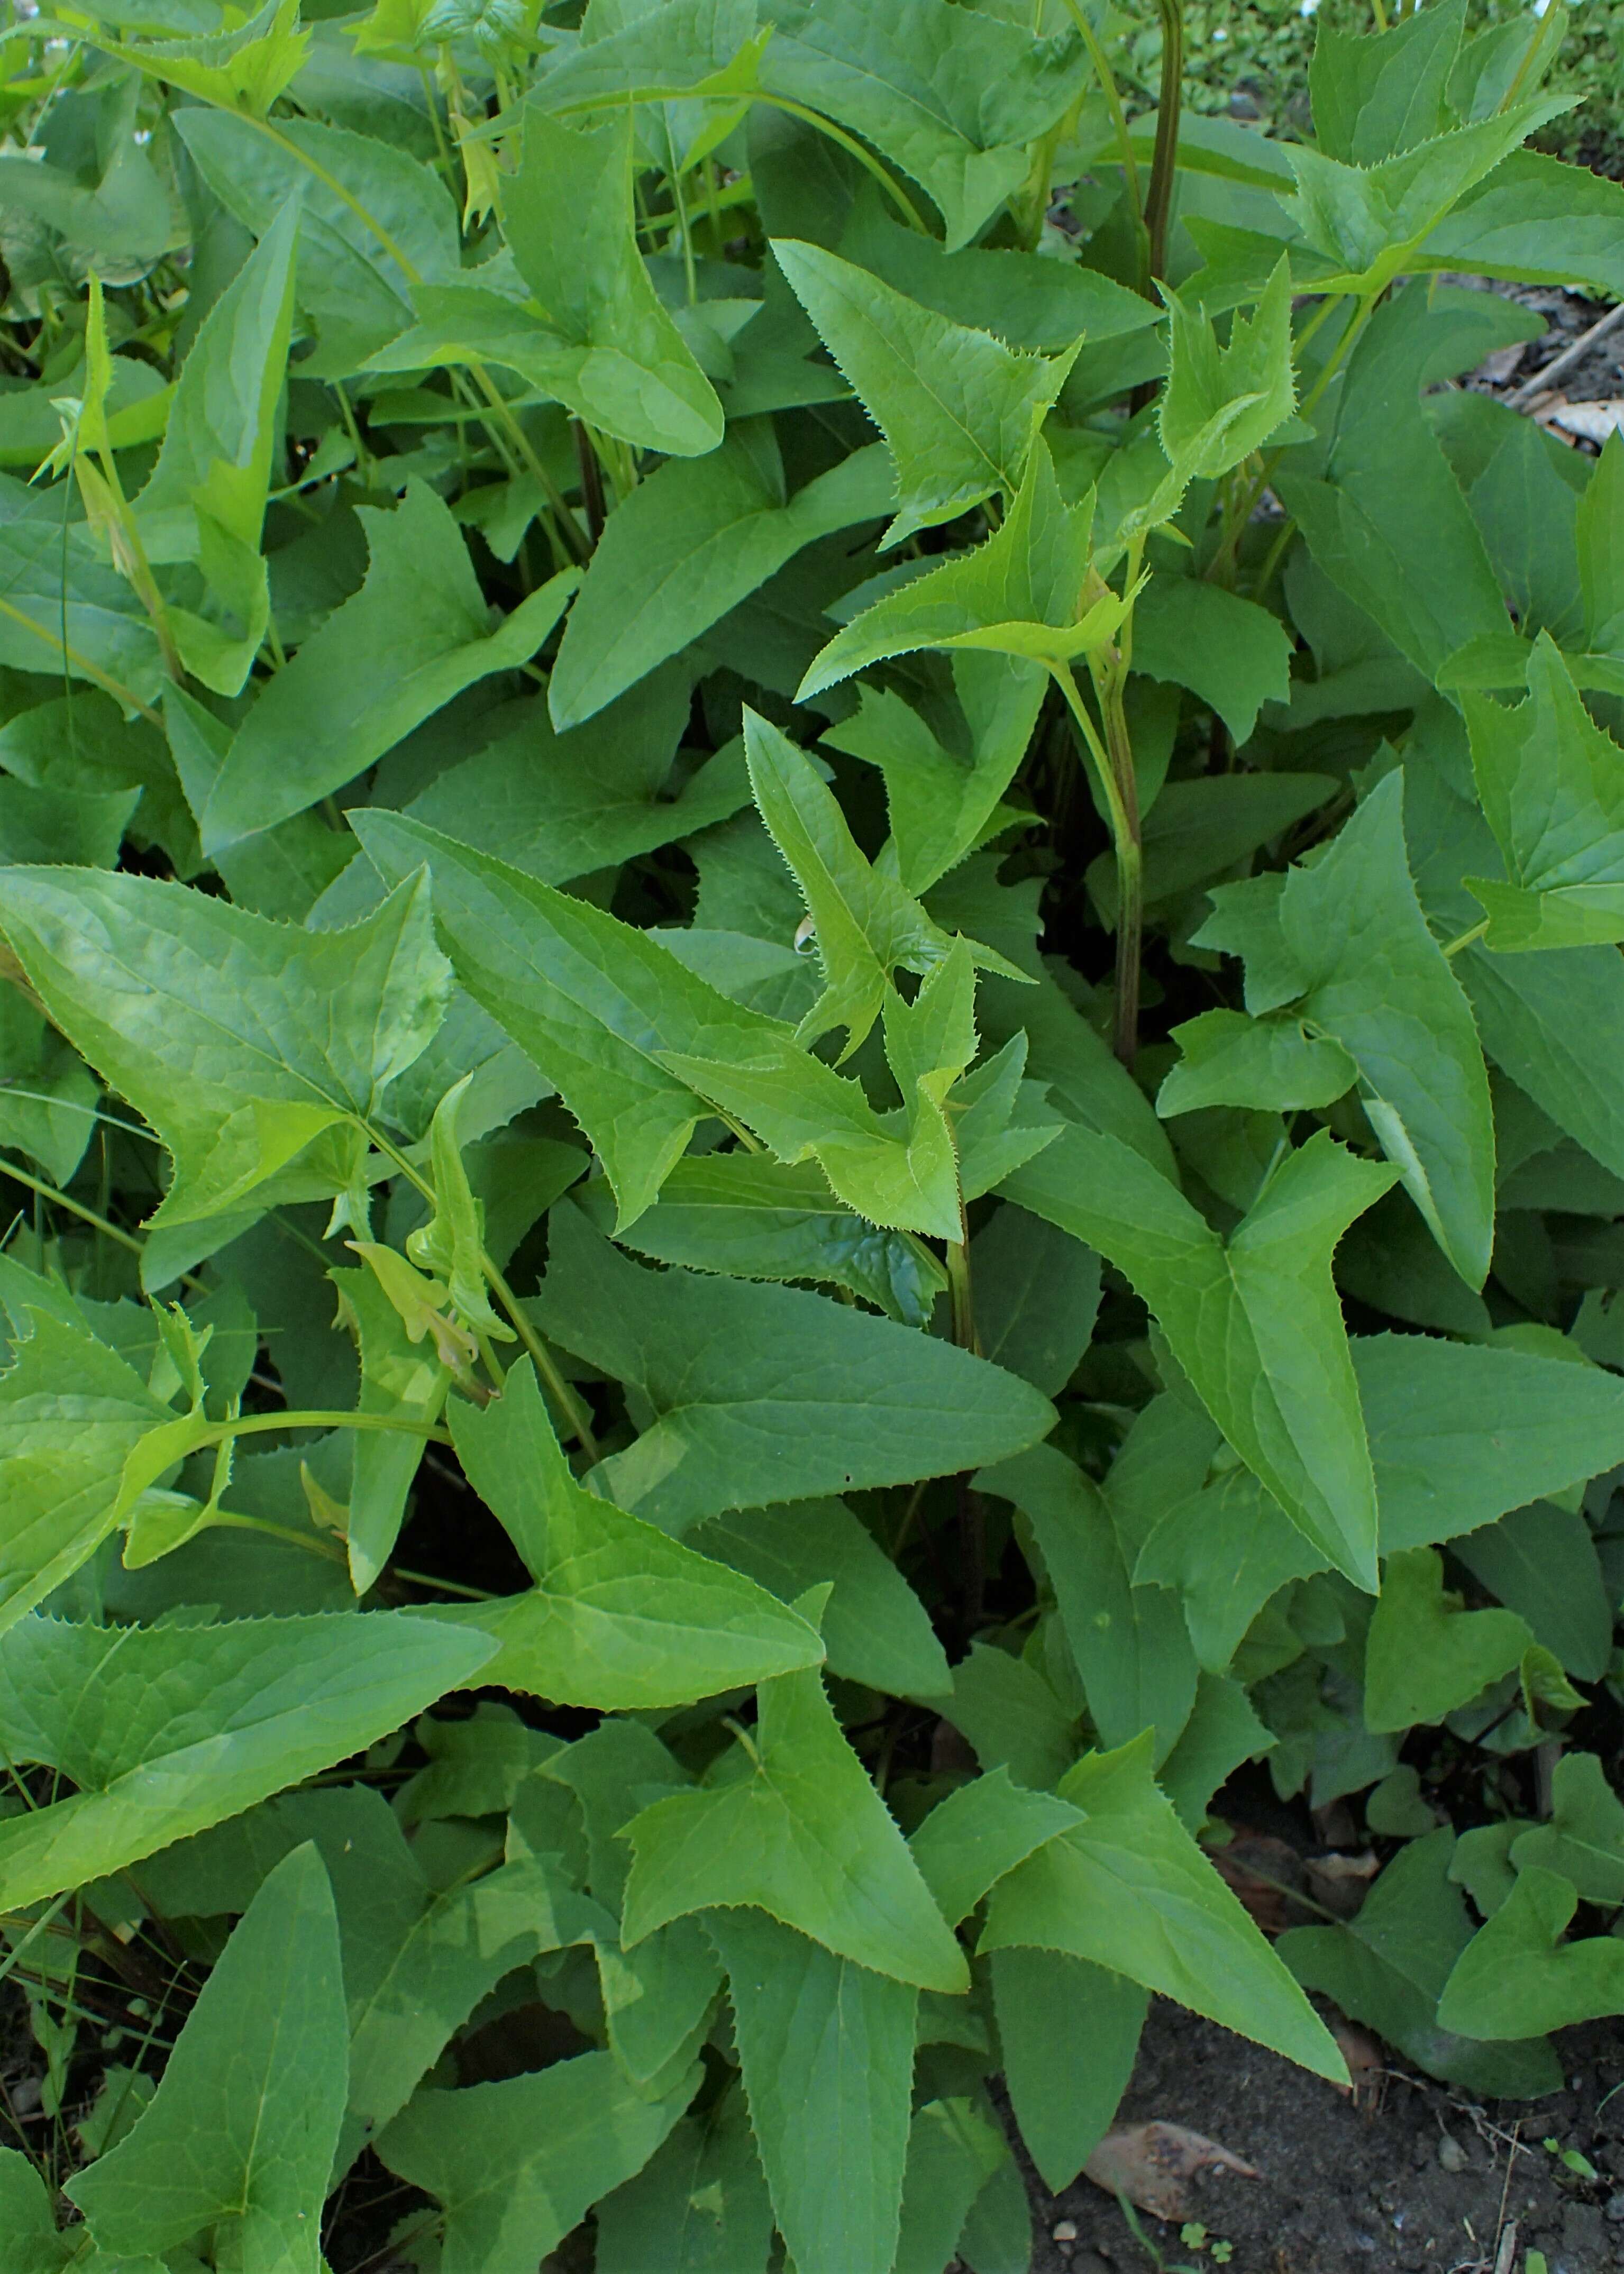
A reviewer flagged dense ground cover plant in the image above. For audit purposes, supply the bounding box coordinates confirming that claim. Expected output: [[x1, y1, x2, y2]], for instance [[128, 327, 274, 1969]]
[[2, 0, 1624, 2264]]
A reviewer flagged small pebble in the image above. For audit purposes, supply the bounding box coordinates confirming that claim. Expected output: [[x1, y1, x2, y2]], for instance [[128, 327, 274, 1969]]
[[1607, 2190, 1624, 2225], [1437, 2133, 1468, 2173], [1052, 2221, 1078, 2243]]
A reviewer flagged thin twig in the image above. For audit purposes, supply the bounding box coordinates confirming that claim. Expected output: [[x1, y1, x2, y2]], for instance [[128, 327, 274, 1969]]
[[1507, 299, 1624, 410]]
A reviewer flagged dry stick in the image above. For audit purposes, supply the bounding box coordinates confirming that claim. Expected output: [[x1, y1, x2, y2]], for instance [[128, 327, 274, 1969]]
[[1507, 298, 1624, 412]]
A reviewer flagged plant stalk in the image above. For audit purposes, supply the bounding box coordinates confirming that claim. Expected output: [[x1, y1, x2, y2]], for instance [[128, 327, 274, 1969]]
[[1145, 0, 1184, 282]]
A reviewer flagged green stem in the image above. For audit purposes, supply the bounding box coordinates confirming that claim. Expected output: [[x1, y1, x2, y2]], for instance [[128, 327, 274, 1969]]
[[752, 96, 929, 232], [1053, 662, 1143, 1067], [1443, 917, 1489, 958], [1144, 0, 1184, 282], [0, 596, 162, 726], [480, 1247, 601, 1464], [211, 1512, 348, 1564], [945, 1214, 987, 1630], [1061, 0, 1148, 291], [0, 1157, 144, 1254], [212, 1409, 454, 1446]]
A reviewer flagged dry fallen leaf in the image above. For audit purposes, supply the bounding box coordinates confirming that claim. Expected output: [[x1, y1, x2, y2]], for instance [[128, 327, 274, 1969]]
[[1540, 397, 1624, 444], [1328, 2017, 1383, 2102], [1207, 1833, 1306, 1933], [1082, 2121, 1260, 2221], [1304, 1850, 1381, 1919]]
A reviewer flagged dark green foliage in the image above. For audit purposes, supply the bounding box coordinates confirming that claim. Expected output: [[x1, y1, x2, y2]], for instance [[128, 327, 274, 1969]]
[[1, 2, 1622, 2268]]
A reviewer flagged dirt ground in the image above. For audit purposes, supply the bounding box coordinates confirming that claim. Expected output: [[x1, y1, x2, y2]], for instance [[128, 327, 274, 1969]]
[[1024, 2006, 1624, 2274]]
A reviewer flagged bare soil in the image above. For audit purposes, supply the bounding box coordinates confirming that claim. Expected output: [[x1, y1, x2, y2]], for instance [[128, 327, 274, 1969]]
[[1026, 2005, 1624, 2274]]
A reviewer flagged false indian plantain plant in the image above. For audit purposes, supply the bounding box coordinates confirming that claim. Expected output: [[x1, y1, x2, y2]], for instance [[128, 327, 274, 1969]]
[[1, 0, 1624, 2267]]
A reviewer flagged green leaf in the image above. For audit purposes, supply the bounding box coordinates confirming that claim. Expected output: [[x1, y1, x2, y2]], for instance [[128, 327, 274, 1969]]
[[1310, 0, 1464, 163], [196, 482, 577, 851], [759, 0, 1086, 250], [906, 1770, 1085, 1929], [1128, 580, 1296, 748], [135, 197, 298, 697], [1465, 635, 1624, 948], [1577, 431, 1624, 654], [991, 1949, 1146, 2190], [773, 238, 1079, 547], [0, 2143, 69, 2273], [893, 2096, 1009, 2274], [1005, 1126, 1394, 1588], [352, 805, 783, 1229], [1158, 1008, 1358, 1118], [1278, 284, 1507, 682], [1355, 1332, 1624, 1554], [414, 1360, 826, 1706], [979, 1442, 1198, 1764], [1088, 771, 1333, 929], [376, 2050, 697, 2274], [820, 654, 1046, 896], [980, 1733, 1346, 2081], [708, 1907, 916, 2274], [743, 708, 1017, 1055], [1438, 1865, 1624, 2038], [67, 1844, 345, 2272], [1135, 1467, 1328, 1674], [1279, 1829, 1561, 2096], [595, 2078, 774, 2274], [0, 1610, 494, 1910], [0, 1296, 172, 1636], [1202, 771, 1496, 1286], [584, 1153, 947, 1327], [973, 1201, 1100, 1396], [1452, 1502, 1613, 1682], [1158, 256, 1295, 484], [383, 113, 722, 455], [939, 1641, 1079, 1793], [1364, 1547, 1534, 1732], [621, 1660, 970, 1992], [549, 436, 893, 729], [695, 1496, 951, 1700], [800, 438, 1115, 699], [1510, 1752, 1624, 1905], [0, 863, 451, 1227], [532, 1203, 1054, 1536], [329, 1261, 450, 1593]]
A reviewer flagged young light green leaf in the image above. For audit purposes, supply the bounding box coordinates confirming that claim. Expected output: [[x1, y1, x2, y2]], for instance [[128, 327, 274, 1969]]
[[1135, 1467, 1328, 1673], [68, 1845, 344, 2270], [1005, 1126, 1394, 1588], [1364, 1547, 1534, 1732], [1158, 256, 1295, 483], [414, 1361, 826, 1706], [708, 1908, 917, 2274], [1464, 635, 1624, 948], [0, 1611, 494, 1910], [980, 1733, 1347, 2082], [800, 438, 1116, 699], [0, 863, 451, 1227], [621, 1661, 970, 1992], [773, 238, 1079, 547], [379, 113, 722, 456], [376, 2050, 697, 2274], [531, 1204, 1055, 1535]]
